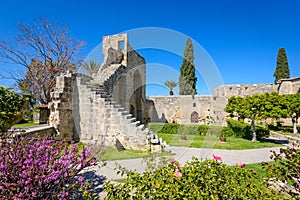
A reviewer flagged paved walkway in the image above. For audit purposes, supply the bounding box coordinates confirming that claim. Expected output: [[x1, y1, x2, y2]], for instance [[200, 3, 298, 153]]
[[95, 146, 284, 180]]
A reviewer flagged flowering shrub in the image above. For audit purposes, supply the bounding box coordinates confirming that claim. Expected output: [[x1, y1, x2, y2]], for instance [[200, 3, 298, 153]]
[[265, 147, 300, 197], [0, 136, 100, 199], [105, 156, 279, 199], [0, 86, 26, 133]]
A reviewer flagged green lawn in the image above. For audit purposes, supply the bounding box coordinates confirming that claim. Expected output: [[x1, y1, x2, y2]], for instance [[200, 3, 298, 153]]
[[157, 133, 282, 150], [243, 162, 271, 181], [96, 146, 174, 161], [13, 121, 40, 128]]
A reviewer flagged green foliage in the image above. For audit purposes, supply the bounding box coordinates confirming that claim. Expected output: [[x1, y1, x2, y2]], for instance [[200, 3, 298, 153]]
[[164, 80, 177, 92], [148, 122, 269, 140], [226, 92, 288, 121], [225, 92, 289, 141], [104, 157, 279, 199], [265, 147, 300, 198], [226, 119, 269, 140], [0, 86, 26, 132], [273, 48, 290, 83], [179, 38, 197, 95], [148, 123, 180, 134], [148, 123, 213, 135]]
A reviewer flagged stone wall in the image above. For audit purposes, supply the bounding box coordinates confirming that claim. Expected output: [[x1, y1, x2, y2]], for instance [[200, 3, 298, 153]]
[[149, 95, 212, 125], [49, 71, 76, 141], [278, 77, 300, 94], [150, 78, 300, 126]]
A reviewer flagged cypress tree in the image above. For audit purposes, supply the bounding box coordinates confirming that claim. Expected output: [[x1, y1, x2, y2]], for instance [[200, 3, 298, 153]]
[[179, 38, 197, 95], [273, 48, 290, 83]]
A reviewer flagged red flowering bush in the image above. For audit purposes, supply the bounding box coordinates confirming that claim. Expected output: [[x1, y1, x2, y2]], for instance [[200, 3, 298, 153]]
[[0, 135, 100, 199]]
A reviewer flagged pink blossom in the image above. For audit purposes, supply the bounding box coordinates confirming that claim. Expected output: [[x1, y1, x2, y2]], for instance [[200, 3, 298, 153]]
[[176, 163, 182, 169], [213, 154, 222, 161], [236, 163, 246, 168], [169, 157, 176, 163], [174, 169, 182, 178]]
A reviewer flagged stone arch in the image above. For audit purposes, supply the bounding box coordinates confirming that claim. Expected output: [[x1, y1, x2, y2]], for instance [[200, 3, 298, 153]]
[[191, 111, 199, 123]]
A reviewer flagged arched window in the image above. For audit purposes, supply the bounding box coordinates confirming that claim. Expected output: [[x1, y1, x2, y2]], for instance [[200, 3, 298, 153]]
[[191, 111, 199, 123]]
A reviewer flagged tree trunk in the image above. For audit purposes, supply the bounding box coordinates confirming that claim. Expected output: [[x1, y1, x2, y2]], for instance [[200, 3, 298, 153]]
[[251, 119, 257, 142], [292, 117, 298, 134]]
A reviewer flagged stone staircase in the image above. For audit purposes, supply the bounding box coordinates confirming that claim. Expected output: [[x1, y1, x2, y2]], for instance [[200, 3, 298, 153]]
[[79, 79, 168, 151]]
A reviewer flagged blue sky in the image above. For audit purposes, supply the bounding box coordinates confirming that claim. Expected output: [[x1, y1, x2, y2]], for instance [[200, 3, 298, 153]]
[[0, 0, 300, 96]]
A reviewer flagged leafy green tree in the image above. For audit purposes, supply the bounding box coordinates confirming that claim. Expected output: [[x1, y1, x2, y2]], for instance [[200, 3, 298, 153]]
[[164, 80, 177, 95], [0, 86, 26, 133], [179, 38, 197, 95], [263, 92, 288, 120], [225, 96, 245, 119], [226, 93, 288, 141], [273, 48, 290, 83], [286, 93, 300, 133]]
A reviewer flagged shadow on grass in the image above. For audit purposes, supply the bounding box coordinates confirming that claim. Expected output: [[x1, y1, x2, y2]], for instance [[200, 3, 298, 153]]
[[260, 138, 289, 144]]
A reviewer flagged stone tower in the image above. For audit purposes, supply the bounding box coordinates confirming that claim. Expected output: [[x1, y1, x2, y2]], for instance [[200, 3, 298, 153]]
[[49, 33, 166, 151]]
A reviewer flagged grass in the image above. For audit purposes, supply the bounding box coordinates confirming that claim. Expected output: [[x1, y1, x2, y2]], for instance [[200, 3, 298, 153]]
[[93, 146, 174, 161], [13, 121, 40, 128], [243, 162, 271, 181], [157, 133, 282, 150]]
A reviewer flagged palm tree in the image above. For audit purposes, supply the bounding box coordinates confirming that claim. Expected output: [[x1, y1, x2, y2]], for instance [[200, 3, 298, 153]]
[[81, 60, 101, 76], [164, 80, 177, 96]]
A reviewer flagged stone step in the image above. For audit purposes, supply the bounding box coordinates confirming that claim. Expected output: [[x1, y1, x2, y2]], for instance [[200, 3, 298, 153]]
[[122, 111, 129, 115], [125, 114, 133, 119], [137, 124, 145, 131], [128, 117, 136, 123], [95, 90, 106, 95], [113, 104, 121, 108], [117, 107, 126, 112], [151, 138, 160, 144]]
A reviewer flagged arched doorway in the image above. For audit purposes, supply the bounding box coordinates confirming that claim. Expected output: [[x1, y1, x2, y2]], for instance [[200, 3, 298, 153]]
[[191, 111, 199, 123]]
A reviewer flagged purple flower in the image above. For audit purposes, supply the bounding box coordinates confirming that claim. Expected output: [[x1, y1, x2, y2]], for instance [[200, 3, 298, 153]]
[[78, 176, 84, 184]]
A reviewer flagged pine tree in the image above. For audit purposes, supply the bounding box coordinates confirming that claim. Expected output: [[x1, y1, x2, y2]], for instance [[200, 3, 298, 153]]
[[179, 38, 197, 95], [273, 48, 290, 83]]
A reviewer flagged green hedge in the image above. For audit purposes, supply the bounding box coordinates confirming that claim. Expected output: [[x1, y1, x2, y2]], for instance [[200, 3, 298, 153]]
[[148, 123, 227, 137], [148, 120, 269, 140], [148, 123, 211, 135], [226, 119, 270, 140]]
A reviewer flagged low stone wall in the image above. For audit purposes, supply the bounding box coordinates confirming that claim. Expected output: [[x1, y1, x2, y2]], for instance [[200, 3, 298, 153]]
[[269, 131, 300, 145], [9, 125, 57, 138]]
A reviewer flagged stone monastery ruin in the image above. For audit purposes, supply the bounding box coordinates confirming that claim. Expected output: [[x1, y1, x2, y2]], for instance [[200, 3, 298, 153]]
[[48, 33, 300, 150]]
